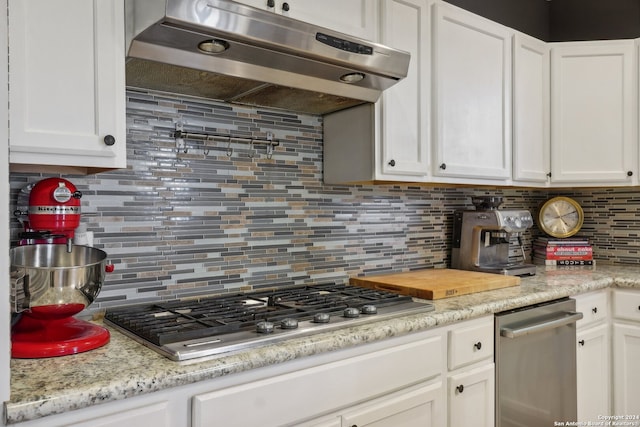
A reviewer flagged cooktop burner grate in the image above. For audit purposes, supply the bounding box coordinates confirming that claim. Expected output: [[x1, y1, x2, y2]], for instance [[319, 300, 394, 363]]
[[104, 283, 415, 346]]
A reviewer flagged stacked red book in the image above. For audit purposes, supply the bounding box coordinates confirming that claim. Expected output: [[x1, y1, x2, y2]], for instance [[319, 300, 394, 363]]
[[532, 237, 594, 266]]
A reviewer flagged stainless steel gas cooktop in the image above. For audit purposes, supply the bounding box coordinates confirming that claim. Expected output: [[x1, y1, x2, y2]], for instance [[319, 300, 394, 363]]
[[104, 283, 434, 361]]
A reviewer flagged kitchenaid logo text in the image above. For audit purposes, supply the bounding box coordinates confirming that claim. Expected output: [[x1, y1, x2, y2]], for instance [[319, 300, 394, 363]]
[[28, 206, 80, 214]]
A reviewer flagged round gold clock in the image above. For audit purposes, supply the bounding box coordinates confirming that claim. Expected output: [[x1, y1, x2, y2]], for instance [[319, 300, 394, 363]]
[[538, 196, 584, 238]]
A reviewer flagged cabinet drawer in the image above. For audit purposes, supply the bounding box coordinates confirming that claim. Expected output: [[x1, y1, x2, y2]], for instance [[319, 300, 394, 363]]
[[613, 289, 640, 321], [575, 291, 608, 328], [448, 317, 494, 371]]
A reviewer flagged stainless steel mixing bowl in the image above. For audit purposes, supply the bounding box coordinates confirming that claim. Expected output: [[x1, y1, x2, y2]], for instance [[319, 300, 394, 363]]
[[10, 244, 108, 313]]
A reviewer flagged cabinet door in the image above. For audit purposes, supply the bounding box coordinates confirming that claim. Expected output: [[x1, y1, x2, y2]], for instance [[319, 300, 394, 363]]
[[447, 364, 495, 427], [378, 0, 430, 179], [613, 323, 640, 415], [340, 381, 444, 427], [193, 335, 442, 427], [577, 324, 610, 422], [512, 32, 550, 185], [550, 40, 637, 184], [432, 3, 512, 181], [8, 0, 126, 171]]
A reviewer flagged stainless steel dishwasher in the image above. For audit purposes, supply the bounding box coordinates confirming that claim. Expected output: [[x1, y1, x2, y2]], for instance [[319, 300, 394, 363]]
[[495, 298, 583, 426]]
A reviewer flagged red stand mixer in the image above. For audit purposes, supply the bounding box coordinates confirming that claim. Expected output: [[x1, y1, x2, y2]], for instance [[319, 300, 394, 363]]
[[11, 178, 111, 358]]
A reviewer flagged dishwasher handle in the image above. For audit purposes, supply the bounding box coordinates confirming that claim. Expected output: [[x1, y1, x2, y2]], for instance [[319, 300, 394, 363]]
[[500, 311, 583, 338]]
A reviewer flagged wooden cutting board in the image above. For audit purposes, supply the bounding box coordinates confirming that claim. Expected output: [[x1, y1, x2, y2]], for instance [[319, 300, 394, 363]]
[[350, 269, 520, 300]]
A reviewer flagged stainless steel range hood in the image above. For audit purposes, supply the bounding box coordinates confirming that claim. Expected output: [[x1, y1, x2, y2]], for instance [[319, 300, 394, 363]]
[[125, 0, 410, 115]]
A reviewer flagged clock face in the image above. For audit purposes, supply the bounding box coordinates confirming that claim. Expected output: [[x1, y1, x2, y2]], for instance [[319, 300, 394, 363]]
[[538, 197, 584, 238]]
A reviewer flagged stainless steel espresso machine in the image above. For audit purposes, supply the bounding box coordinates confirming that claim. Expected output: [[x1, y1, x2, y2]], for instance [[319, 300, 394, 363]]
[[451, 197, 536, 276]]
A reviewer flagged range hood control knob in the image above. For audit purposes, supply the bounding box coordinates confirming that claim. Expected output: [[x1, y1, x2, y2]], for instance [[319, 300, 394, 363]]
[[343, 307, 360, 318]]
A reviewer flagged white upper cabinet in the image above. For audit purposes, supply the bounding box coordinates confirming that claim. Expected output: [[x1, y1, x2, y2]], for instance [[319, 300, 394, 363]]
[[378, 0, 431, 179], [233, 0, 378, 41], [323, 0, 431, 184], [550, 40, 637, 185], [512, 32, 551, 185], [8, 0, 126, 173], [432, 2, 513, 183]]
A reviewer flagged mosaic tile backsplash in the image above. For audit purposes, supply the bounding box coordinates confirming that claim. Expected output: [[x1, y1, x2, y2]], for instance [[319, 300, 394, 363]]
[[8, 89, 640, 312]]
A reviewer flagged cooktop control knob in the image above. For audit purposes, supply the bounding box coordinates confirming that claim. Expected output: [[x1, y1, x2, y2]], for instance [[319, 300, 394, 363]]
[[313, 312, 331, 323], [343, 307, 360, 318], [280, 318, 299, 330], [256, 321, 275, 334], [360, 304, 378, 315]]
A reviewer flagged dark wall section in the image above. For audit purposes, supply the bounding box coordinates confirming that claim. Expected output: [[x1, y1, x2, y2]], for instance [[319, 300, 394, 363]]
[[443, 0, 640, 42], [549, 0, 640, 41], [443, 0, 550, 40]]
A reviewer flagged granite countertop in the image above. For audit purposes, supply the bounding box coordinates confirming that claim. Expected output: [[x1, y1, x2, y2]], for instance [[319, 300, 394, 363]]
[[6, 265, 640, 424]]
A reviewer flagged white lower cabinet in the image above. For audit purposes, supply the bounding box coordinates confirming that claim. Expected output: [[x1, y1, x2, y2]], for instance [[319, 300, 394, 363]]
[[612, 289, 640, 415], [300, 381, 444, 427], [613, 323, 640, 415], [447, 364, 495, 427], [446, 316, 495, 427], [577, 324, 610, 421], [192, 331, 444, 427], [574, 290, 610, 422], [192, 316, 494, 427]]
